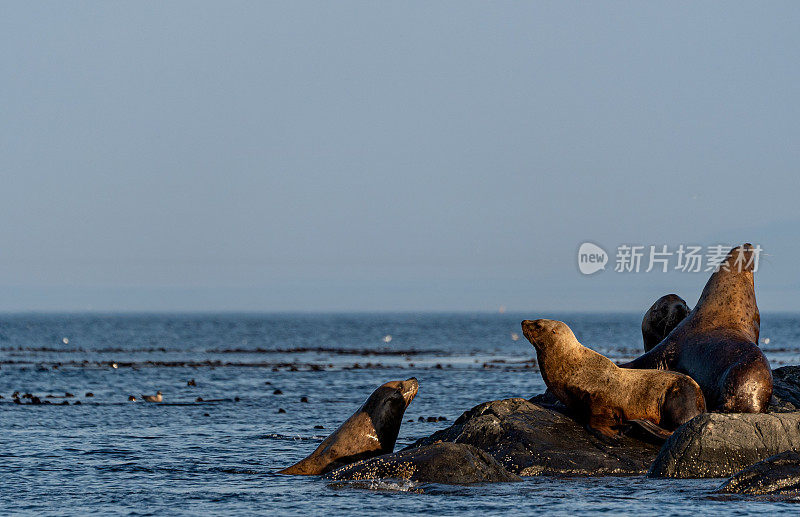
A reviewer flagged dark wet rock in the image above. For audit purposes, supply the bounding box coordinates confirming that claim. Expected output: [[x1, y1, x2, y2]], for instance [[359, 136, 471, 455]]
[[406, 398, 658, 476], [234, 397, 240, 402], [528, 389, 568, 411], [278, 408, 286, 414], [273, 389, 283, 395], [314, 425, 324, 429], [417, 416, 425, 422], [196, 397, 204, 402], [203, 413, 210, 417], [187, 379, 196, 387], [85, 392, 94, 397], [65, 392, 74, 398], [74, 400, 81, 405], [426, 416, 438, 422], [300, 396, 309, 403], [770, 366, 800, 412], [60, 400, 70, 405], [649, 412, 800, 478], [715, 451, 800, 497], [324, 442, 521, 484], [437, 416, 447, 421], [128, 395, 136, 401]]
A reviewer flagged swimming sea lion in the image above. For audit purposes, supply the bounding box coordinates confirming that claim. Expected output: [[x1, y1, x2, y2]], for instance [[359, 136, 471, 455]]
[[141, 391, 162, 402], [622, 244, 772, 413], [279, 377, 418, 475], [522, 319, 705, 438], [642, 294, 690, 352]]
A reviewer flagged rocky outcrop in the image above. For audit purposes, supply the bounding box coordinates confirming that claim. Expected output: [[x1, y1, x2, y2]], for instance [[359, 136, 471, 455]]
[[323, 442, 521, 484], [714, 451, 800, 496], [770, 366, 800, 412], [649, 412, 800, 478], [405, 398, 659, 476]]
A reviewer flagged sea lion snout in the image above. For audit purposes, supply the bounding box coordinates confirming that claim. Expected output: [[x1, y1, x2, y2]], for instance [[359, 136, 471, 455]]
[[725, 243, 757, 272], [400, 377, 419, 405]]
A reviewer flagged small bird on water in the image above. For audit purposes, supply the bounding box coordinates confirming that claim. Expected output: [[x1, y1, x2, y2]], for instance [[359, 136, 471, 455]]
[[141, 391, 163, 403]]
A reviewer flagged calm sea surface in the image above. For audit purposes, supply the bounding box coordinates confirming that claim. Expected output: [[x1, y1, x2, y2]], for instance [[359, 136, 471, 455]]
[[2, 313, 800, 515]]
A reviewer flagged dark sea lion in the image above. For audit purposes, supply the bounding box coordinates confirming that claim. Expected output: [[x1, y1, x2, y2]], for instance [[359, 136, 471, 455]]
[[522, 319, 705, 439], [279, 377, 418, 475], [642, 294, 690, 352], [622, 244, 772, 413]]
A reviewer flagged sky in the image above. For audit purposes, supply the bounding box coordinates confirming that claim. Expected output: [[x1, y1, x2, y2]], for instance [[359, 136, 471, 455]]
[[1, 2, 799, 312]]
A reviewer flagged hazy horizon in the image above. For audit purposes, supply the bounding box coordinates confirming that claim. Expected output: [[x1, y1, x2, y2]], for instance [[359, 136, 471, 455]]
[[2, 2, 799, 312]]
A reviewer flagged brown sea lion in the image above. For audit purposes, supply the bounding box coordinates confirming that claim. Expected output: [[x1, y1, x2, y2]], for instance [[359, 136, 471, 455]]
[[279, 377, 418, 475], [642, 294, 690, 352], [622, 244, 772, 413], [522, 319, 705, 438]]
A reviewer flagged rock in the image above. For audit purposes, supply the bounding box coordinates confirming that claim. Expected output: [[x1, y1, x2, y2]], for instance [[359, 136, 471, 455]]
[[406, 398, 659, 476], [649, 412, 800, 478], [770, 366, 800, 412], [715, 451, 800, 496], [324, 442, 521, 484]]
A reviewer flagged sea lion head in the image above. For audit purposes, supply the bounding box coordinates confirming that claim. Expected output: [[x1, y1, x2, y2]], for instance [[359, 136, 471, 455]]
[[521, 319, 574, 352], [361, 377, 418, 449], [642, 294, 690, 352]]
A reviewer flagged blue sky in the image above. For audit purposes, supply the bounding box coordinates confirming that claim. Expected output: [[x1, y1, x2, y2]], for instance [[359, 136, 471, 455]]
[[1, 2, 798, 311]]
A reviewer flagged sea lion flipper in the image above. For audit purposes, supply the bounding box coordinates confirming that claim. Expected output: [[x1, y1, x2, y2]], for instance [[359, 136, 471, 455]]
[[627, 419, 672, 443]]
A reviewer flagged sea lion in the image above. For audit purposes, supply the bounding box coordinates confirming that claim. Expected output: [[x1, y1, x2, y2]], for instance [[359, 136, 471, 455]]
[[522, 319, 705, 438], [642, 294, 690, 352], [279, 377, 418, 475], [141, 391, 162, 403], [622, 244, 772, 413]]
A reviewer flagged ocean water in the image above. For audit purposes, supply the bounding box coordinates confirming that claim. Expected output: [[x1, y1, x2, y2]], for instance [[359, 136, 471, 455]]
[[2, 312, 800, 516]]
